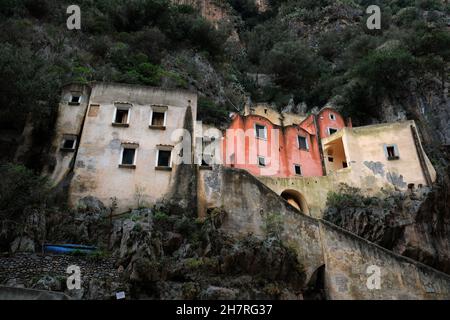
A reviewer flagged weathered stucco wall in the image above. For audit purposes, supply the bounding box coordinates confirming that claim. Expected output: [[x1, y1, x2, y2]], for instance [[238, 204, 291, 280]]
[[198, 166, 324, 279], [320, 220, 450, 300], [198, 166, 450, 299], [69, 83, 197, 212], [332, 121, 436, 190], [258, 170, 352, 218], [44, 84, 91, 185], [257, 121, 437, 219]]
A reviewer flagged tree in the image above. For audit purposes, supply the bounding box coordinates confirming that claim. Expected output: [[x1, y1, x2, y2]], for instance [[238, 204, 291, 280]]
[[264, 40, 325, 96]]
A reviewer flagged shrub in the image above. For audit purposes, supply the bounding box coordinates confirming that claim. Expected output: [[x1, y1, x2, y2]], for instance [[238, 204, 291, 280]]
[[197, 97, 230, 127], [326, 183, 382, 209], [264, 40, 326, 100], [154, 210, 169, 222], [0, 163, 50, 222], [24, 0, 49, 19], [353, 47, 416, 94], [262, 212, 284, 239]]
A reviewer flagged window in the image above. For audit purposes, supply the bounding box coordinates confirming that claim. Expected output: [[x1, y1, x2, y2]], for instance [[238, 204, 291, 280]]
[[294, 164, 302, 176], [258, 156, 266, 167], [61, 134, 77, 151], [327, 128, 338, 136], [298, 136, 309, 150], [201, 138, 215, 167], [385, 144, 399, 160], [230, 153, 235, 167], [328, 157, 334, 163], [151, 112, 165, 126], [329, 113, 336, 121], [113, 106, 131, 127], [122, 149, 135, 165], [255, 124, 267, 140], [157, 149, 172, 168], [150, 106, 167, 129], [343, 162, 348, 168], [119, 144, 138, 168], [69, 94, 81, 105]]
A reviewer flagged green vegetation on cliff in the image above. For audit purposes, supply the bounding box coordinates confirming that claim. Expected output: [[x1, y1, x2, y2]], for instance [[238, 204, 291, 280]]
[[0, 0, 449, 164]]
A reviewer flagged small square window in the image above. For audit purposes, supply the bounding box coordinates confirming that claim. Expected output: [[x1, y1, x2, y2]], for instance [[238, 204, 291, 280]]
[[230, 153, 236, 167], [114, 108, 129, 125], [255, 124, 267, 140], [328, 157, 334, 163], [121, 148, 136, 166], [328, 128, 338, 136], [294, 164, 302, 176], [298, 136, 309, 150], [151, 111, 165, 126], [69, 95, 81, 105], [385, 145, 399, 160], [61, 135, 77, 151], [157, 150, 172, 168], [258, 156, 266, 167], [63, 139, 76, 150]]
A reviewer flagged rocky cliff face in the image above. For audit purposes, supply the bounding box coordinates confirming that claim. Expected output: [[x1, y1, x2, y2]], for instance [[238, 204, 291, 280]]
[[324, 160, 450, 275], [171, 0, 233, 25], [109, 207, 309, 299]]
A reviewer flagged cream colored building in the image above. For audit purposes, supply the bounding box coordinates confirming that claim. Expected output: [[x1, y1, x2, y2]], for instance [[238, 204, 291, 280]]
[[47, 82, 197, 212], [322, 121, 436, 191]]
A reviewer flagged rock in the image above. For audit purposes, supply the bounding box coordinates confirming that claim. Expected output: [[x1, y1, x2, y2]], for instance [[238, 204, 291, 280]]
[[10, 237, 35, 253], [324, 172, 450, 275], [5, 278, 26, 288], [163, 232, 183, 254], [33, 275, 62, 291], [65, 287, 84, 300], [78, 196, 107, 214], [157, 281, 184, 300], [201, 286, 238, 300]]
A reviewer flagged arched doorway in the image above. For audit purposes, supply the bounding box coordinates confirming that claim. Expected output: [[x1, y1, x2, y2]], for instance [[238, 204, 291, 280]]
[[303, 265, 326, 300], [281, 189, 310, 214]]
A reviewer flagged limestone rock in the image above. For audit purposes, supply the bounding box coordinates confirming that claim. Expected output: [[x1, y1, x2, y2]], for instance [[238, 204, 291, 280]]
[[33, 275, 62, 291], [201, 286, 238, 300], [10, 237, 35, 253]]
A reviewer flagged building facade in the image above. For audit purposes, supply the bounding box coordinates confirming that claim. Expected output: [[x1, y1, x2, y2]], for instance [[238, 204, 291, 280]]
[[222, 103, 351, 178], [46, 83, 437, 216], [46, 82, 197, 211]]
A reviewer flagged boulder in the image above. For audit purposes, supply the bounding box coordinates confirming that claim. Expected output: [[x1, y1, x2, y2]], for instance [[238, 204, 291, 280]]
[[33, 275, 62, 291], [201, 286, 238, 300], [163, 232, 183, 254], [10, 237, 35, 253]]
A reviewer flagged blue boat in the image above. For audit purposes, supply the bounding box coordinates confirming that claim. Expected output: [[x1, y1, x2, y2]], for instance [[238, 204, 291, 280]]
[[43, 244, 98, 255]]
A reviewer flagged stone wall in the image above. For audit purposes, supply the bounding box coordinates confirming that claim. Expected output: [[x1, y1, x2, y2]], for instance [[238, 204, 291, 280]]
[[198, 166, 450, 299], [258, 171, 351, 218], [0, 253, 126, 300], [320, 221, 450, 300]]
